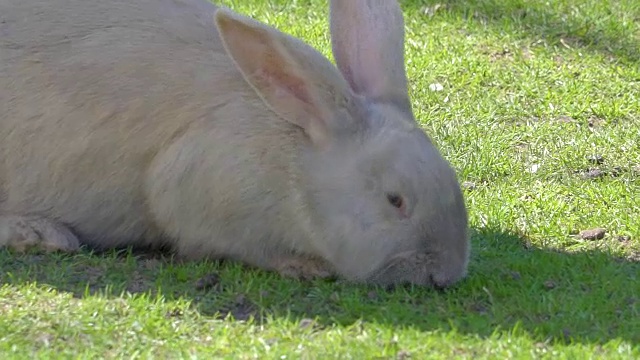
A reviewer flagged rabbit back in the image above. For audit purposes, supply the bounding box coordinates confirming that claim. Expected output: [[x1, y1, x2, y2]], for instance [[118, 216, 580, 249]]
[[0, 0, 309, 258]]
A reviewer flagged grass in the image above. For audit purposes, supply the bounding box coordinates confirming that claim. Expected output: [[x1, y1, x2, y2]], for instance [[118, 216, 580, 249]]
[[1, 0, 639, 358]]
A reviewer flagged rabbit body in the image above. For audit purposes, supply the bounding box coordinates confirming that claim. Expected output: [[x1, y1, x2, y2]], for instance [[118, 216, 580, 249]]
[[0, 0, 470, 287]]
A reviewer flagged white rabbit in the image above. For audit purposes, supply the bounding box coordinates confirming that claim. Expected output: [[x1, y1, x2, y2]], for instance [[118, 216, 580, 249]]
[[0, 0, 470, 288]]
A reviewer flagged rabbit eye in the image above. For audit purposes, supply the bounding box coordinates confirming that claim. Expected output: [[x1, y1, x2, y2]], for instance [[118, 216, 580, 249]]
[[386, 193, 404, 209]]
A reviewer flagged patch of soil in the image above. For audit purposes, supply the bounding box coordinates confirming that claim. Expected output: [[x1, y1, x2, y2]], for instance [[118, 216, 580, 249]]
[[587, 116, 605, 128], [543, 280, 557, 290], [579, 228, 607, 240], [165, 308, 184, 318], [126, 270, 153, 294], [556, 115, 576, 123], [142, 258, 162, 271], [617, 235, 632, 244], [468, 301, 490, 315], [489, 48, 513, 62], [461, 181, 477, 191], [194, 273, 221, 291], [217, 294, 258, 322], [510, 271, 522, 281], [70, 264, 107, 295], [578, 168, 605, 179], [575, 165, 626, 180]]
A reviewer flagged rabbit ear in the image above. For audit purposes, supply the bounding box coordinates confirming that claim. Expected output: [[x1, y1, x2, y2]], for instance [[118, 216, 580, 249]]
[[214, 9, 332, 146], [329, 0, 410, 107]]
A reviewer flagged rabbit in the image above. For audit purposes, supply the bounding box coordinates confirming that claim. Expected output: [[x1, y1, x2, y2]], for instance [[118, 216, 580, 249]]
[[0, 0, 470, 288]]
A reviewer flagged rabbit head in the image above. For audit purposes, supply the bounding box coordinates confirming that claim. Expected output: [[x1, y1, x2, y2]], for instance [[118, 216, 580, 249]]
[[214, 0, 469, 288]]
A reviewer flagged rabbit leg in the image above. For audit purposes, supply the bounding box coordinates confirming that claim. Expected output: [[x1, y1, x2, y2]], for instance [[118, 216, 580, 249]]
[[0, 215, 80, 253], [271, 254, 335, 281]]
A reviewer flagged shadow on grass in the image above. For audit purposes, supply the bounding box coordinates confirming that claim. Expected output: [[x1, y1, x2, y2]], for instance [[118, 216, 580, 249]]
[[0, 227, 638, 346], [401, 0, 640, 64]]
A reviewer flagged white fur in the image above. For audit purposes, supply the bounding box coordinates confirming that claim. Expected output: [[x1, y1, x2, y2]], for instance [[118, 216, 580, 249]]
[[0, 0, 469, 287]]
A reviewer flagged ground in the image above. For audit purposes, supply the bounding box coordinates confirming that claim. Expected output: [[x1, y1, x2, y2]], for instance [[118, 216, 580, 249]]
[[1, 0, 638, 358]]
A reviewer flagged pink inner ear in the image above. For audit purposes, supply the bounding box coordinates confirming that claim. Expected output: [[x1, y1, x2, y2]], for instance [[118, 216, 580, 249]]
[[246, 50, 330, 147], [215, 11, 330, 146], [258, 63, 314, 107]]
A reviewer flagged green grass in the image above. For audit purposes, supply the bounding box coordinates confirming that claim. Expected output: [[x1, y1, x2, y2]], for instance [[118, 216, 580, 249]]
[[1, 0, 639, 358]]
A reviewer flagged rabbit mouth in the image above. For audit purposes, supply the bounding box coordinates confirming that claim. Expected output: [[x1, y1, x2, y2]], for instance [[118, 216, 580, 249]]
[[365, 251, 445, 289]]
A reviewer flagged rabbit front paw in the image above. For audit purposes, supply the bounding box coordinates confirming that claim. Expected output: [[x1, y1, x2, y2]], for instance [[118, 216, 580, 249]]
[[0, 215, 80, 253], [273, 254, 335, 281]]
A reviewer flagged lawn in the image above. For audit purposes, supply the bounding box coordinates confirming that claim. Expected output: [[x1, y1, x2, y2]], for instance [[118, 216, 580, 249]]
[[1, 0, 639, 358]]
